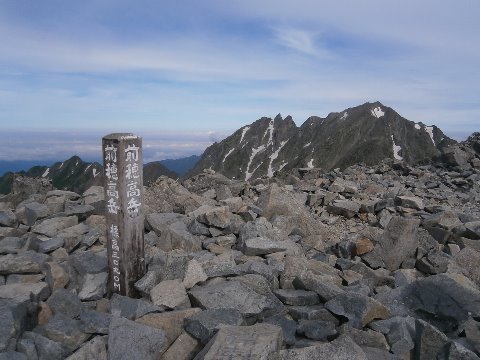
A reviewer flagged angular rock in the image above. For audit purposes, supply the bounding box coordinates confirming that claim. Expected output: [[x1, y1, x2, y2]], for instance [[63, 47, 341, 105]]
[[65, 335, 108, 360], [416, 250, 451, 275], [325, 292, 390, 328], [136, 308, 201, 346], [109, 316, 168, 360], [327, 200, 361, 219], [80, 310, 111, 334], [32, 216, 78, 237], [0, 251, 49, 275], [296, 319, 337, 341], [288, 305, 339, 324], [242, 237, 288, 256], [377, 217, 420, 271], [0, 298, 29, 352], [150, 279, 190, 309], [134, 270, 162, 297], [0, 282, 50, 302], [184, 308, 244, 344], [70, 250, 108, 275], [160, 331, 202, 360], [0, 210, 17, 227], [110, 293, 164, 320], [183, 259, 208, 289], [293, 271, 344, 302], [38, 237, 64, 253], [273, 334, 367, 360], [44, 261, 69, 291], [370, 316, 415, 355], [195, 205, 231, 229], [394, 195, 424, 210], [0, 237, 25, 255], [43, 313, 90, 352], [23, 202, 50, 226], [437, 341, 480, 360], [189, 280, 284, 320], [47, 288, 84, 319], [414, 319, 449, 359], [195, 323, 282, 360], [78, 272, 108, 301], [273, 289, 319, 306], [454, 247, 480, 287]]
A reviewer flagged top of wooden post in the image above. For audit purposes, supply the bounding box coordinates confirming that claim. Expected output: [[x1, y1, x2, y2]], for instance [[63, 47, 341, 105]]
[[103, 133, 141, 141]]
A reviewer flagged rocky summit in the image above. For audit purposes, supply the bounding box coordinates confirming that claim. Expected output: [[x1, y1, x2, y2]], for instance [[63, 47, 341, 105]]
[[189, 101, 456, 181], [0, 129, 480, 359]]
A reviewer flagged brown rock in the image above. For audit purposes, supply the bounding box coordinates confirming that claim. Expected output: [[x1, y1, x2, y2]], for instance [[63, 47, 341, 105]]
[[160, 331, 201, 360], [38, 301, 53, 325], [355, 237, 375, 256], [45, 261, 69, 290]]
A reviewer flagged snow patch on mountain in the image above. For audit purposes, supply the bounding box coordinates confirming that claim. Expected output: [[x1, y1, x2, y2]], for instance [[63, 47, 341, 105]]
[[307, 159, 314, 168], [245, 145, 266, 181], [371, 107, 385, 118], [267, 140, 288, 177], [303, 142, 311, 148], [92, 168, 99, 177], [414, 123, 421, 130], [42, 168, 50, 177], [391, 135, 403, 160], [340, 112, 348, 120], [263, 120, 274, 147], [239, 126, 250, 143], [223, 148, 235, 163], [425, 126, 435, 145]]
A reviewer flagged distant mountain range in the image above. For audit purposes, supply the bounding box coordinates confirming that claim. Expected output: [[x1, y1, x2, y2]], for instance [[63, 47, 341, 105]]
[[0, 156, 186, 195], [188, 101, 456, 180], [1, 101, 467, 195]]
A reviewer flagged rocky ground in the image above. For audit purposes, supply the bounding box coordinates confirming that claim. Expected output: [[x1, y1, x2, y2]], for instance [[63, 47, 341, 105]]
[[0, 137, 480, 359]]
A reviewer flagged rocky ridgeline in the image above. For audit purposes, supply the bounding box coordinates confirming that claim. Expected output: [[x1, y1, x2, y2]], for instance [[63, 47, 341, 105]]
[[0, 139, 480, 359]]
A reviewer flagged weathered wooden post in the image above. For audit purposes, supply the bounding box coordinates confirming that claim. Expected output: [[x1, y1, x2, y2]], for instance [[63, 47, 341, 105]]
[[102, 133, 145, 297]]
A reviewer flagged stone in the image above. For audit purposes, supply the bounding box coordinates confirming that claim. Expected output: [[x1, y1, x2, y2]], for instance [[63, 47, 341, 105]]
[[78, 272, 108, 301], [146, 213, 202, 252], [65, 336, 108, 360], [297, 319, 337, 341], [38, 237, 65, 253], [160, 331, 202, 360], [200, 251, 239, 278], [83, 186, 105, 215], [109, 316, 168, 360], [455, 247, 480, 286], [338, 324, 389, 350], [80, 310, 111, 334], [0, 237, 25, 254], [184, 308, 244, 344], [394, 195, 424, 210], [327, 200, 361, 218], [188, 280, 284, 320], [134, 270, 162, 297], [70, 250, 108, 275], [377, 217, 420, 271], [292, 271, 344, 302], [0, 298, 29, 352], [64, 204, 95, 221], [136, 308, 202, 346], [242, 237, 289, 256], [110, 294, 161, 320], [264, 315, 297, 346], [31, 216, 78, 237], [354, 237, 375, 256], [150, 279, 190, 309], [44, 261, 69, 291], [288, 305, 339, 324], [195, 205, 231, 229], [23, 202, 49, 226], [0, 282, 50, 302], [47, 288, 84, 319], [414, 319, 449, 359], [5, 273, 44, 284], [183, 259, 208, 289], [43, 313, 90, 352], [57, 223, 90, 252], [0, 251, 49, 275], [273, 334, 367, 360], [38, 301, 53, 325], [0, 209, 17, 227], [370, 316, 415, 356], [437, 341, 480, 360], [195, 323, 282, 360], [273, 289, 319, 306], [464, 221, 480, 240], [325, 292, 390, 329], [416, 250, 451, 274]]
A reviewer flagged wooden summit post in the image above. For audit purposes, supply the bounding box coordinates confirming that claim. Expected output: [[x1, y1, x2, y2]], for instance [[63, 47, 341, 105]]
[[102, 133, 145, 297]]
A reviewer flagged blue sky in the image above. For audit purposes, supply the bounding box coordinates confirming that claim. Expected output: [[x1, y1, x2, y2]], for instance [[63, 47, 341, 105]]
[[1, 0, 479, 163]]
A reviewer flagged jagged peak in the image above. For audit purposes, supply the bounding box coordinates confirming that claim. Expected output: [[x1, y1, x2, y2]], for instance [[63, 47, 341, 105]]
[[274, 113, 283, 122]]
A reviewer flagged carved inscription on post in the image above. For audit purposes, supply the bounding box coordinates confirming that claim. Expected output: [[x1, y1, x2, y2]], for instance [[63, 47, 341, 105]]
[[102, 133, 145, 297]]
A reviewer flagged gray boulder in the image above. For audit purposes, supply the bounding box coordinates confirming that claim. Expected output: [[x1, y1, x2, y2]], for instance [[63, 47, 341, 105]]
[[108, 316, 168, 360]]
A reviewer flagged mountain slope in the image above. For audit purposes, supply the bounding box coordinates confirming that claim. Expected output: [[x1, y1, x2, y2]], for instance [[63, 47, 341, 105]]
[[189, 102, 456, 180], [160, 155, 200, 177]]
